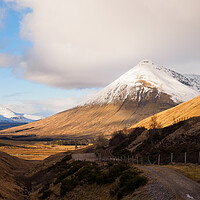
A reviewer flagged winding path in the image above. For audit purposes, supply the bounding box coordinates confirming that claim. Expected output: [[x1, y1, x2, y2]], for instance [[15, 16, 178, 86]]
[[138, 166, 200, 200]]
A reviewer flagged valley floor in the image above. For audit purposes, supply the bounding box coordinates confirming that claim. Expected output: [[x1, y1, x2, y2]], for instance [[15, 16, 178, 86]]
[[1, 148, 200, 200], [0, 139, 89, 160]]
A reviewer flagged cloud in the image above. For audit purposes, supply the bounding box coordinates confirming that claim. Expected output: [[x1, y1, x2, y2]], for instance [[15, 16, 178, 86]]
[[3, 92, 29, 98], [2, 97, 80, 117], [0, 8, 5, 28], [5, 0, 200, 88], [2, 88, 98, 117], [0, 53, 20, 67]]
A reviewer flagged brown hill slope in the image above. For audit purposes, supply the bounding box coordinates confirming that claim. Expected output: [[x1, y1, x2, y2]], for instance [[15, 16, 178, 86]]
[[131, 95, 200, 129], [0, 92, 176, 138], [109, 116, 200, 164], [0, 151, 37, 200]]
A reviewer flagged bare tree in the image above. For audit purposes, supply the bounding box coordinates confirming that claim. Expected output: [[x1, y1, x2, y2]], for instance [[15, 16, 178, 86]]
[[96, 134, 108, 149], [149, 115, 162, 129]]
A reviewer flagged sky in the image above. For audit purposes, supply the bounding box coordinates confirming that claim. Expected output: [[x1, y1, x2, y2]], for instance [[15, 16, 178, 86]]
[[0, 0, 200, 117]]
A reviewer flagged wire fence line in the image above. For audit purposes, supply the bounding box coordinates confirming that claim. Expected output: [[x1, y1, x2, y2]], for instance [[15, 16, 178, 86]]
[[99, 152, 200, 165]]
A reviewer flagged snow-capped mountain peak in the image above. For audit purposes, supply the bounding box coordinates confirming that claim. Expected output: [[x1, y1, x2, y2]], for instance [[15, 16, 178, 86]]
[[85, 60, 200, 105], [0, 107, 42, 123]]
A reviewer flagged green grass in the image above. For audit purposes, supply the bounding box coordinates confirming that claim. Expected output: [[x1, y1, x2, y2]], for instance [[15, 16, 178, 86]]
[[165, 164, 200, 183]]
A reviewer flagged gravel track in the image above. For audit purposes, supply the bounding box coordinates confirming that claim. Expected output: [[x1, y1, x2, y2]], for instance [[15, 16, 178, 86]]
[[138, 166, 200, 200]]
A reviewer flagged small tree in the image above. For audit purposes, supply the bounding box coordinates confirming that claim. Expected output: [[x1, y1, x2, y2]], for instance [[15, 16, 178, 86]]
[[149, 115, 162, 147], [96, 134, 108, 149], [74, 140, 78, 150], [149, 115, 162, 129]]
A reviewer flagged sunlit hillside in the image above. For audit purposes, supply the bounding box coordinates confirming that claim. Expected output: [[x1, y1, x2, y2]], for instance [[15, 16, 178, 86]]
[[131, 95, 200, 129]]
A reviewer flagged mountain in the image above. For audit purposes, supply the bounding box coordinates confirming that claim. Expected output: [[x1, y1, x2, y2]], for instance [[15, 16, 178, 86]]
[[0, 107, 42, 130], [0, 107, 42, 123], [184, 74, 200, 91], [131, 94, 200, 129], [0, 60, 199, 138], [85, 60, 199, 105]]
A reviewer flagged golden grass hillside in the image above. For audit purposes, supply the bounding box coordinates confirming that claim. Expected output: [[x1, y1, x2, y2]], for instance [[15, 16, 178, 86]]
[[0, 92, 176, 138], [131, 95, 200, 129]]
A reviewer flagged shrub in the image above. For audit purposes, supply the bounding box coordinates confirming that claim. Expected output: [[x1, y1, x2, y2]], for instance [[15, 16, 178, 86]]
[[117, 170, 148, 199], [109, 183, 119, 197], [54, 160, 86, 184], [60, 177, 78, 196], [107, 162, 129, 183], [39, 183, 50, 194], [95, 172, 108, 184], [106, 162, 114, 168], [109, 131, 127, 147], [39, 189, 52, 200], [75, 165, 93, 181], [46, 154, 72, 172]]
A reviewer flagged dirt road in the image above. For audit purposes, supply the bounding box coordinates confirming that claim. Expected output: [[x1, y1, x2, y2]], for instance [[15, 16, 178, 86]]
[[138, 166, 200, 200]]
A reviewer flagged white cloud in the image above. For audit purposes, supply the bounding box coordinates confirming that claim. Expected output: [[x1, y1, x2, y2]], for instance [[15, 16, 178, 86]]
[[0, 53, 20, 67], [4, 0, 200, 88], [2, 89, 99, 117], [2, 97, 80, 117]]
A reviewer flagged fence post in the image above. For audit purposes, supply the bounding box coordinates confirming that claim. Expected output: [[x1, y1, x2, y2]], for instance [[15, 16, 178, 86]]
[[184, 152, 187, 164], [198, 152, 200, 165], [171, 153, 173, 163], [148, 155, 151, 165], [158, 154, 160, 165]]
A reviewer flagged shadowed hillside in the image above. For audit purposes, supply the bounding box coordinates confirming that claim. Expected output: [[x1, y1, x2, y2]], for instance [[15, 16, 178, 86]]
[[109, 116, 200, 164], [0, 151, 37, 200]]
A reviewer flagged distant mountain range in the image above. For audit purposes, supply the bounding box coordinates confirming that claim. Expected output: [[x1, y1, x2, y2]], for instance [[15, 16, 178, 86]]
[[0, 107, 42, 130], [0, 60, 199, 138]]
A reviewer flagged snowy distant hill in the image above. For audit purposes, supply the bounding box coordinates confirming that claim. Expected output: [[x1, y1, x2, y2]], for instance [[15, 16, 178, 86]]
[[0, 107, 42, 123], [85, 60, 200, 105]]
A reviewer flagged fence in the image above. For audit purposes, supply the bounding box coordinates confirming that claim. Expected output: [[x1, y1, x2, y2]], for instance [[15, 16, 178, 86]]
[[99, 152, 200, 165]]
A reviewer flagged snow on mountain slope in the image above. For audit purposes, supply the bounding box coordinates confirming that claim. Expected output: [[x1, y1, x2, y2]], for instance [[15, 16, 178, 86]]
[[0, 107, 42, 123], [85, 60, 200, 105], [0, 114, 13, 122], [184, 74, 200, 92]]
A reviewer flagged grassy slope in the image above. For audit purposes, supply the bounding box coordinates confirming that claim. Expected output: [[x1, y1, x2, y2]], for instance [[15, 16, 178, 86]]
[[0, 151, 37, 200], [0, 92, 175, 138], [165, 165, 200, 183], [131, 95, 200, 129]]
